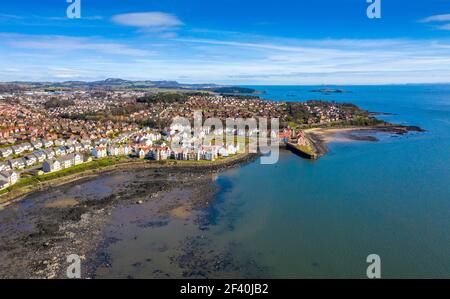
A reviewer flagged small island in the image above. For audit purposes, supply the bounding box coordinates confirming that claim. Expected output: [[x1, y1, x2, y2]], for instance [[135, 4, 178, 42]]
[[310, 88, 346, 93]]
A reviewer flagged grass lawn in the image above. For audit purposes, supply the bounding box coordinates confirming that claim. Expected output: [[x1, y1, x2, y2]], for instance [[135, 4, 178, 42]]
[[0, 153, 243, 196], [0, 157, 125, 195]]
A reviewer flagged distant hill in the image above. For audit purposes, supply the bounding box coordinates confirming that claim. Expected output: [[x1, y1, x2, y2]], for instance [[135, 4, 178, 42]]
[[2, 78, 256, 94]]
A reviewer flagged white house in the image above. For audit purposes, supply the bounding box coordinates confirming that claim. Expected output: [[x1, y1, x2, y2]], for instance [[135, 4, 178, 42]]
[[22, 142, 33, 152], [117, 146, 130, 156], [32, 151, 46, 163], [73, 142, 83, 152], [0, 162, 11, 172], [92, 146, 107, 158], [65, 145, 75, 154], [81, 140, 92, 151], [42, 139, 54, 148], [59, 156, 73, 169], [8, 158, 25, 170], [43, 159, 61, 173], [0, 147, 12, 158], [72, 153, 83, 165], [54, 139, 66, 146], [138, 149, 146, 159], [11, 145, 23, 155], [160, 149, 169, 160], [66, 138, 77, 146], [108, 146, 120, 156], [0, 170, 18, 185], [21, 142, 33, 151], [31, 141, 42, 150], [24, 155, 37, 167], [43, 148, 55, 159], [227, 145, 238, 155], [54, 147, 66, 156]]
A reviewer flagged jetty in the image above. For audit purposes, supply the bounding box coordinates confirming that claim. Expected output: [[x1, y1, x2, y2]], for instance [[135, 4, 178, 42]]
[[285, 142, 318, 160]]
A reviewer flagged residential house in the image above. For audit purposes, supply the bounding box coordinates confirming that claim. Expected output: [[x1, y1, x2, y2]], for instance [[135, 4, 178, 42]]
[[138, 148, 146, 159], [203, 151, 215, 161], [55, 147, 66, 156], [11, 145, 23, 155], [72, 153, 83, 165], [65, 145, 75, 154], [24, 155, 37, 167], [43, 159, 61, 173], [22, 142, 32, 152], [54, 139, 66, 146], [32, 151, 46, 163], [218, 147, 229, 157], [0, 162, 12, 172], [107, 146, 120, 156], [58, 156, 73, 169], [0, 170, 18, 185], [0, 147, 12, 158], [73, 142, 83, 152], [117, 146, 130, 156], [31, 141, 42, 150], [8, 158, 25, 170], [43, 148, 55, 159], [92, 146, 107, 158], [81, 140, 92, 151], [66, 138, 77, 146], [160, 149, 169, 160], [42, 139, 54, 148]]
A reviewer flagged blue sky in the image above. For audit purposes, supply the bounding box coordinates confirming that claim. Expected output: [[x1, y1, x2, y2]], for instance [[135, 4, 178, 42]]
[[0, 0, 450, 84]]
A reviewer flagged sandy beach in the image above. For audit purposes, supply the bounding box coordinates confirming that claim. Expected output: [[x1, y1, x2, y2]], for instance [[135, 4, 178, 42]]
[[305, 127, 380, 143], [303, 124, 424, 157]]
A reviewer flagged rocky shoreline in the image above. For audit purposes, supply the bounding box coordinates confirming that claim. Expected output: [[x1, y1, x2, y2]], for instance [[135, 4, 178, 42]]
[[0, 153, 259, 279], [0, 153, 258, 208]]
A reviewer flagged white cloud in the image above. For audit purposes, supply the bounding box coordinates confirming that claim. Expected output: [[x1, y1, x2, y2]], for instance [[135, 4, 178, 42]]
[[2, 32, 450, 84], [0, 14, 24, 20], [111, 12, 183, 30], [0, 33, 156, 57], [420, 14, 450, 23], [436, 23, 450, 31]]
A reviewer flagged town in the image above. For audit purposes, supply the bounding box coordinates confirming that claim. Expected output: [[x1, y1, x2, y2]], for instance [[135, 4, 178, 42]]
[[0, 87, 378, 192]]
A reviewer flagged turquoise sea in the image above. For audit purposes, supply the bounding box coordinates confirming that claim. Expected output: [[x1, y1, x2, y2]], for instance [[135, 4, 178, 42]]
[[206, 85, 450, 278]]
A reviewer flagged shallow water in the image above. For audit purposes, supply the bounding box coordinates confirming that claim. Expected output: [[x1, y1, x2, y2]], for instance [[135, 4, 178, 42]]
[[95, 85, 450, 278], [208, 85, 450, 278]]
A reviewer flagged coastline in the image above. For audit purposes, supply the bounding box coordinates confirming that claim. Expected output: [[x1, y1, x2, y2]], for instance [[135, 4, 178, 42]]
[[1, 122, 425, 207], [303, 124, 425, 157], [0, 167, 223, 278], [0, 153, 259, 279], [0, 153, 258, 208]]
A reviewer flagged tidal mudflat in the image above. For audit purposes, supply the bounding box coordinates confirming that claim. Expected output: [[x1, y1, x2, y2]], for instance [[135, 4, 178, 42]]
[[0, 156, 264, 279]]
